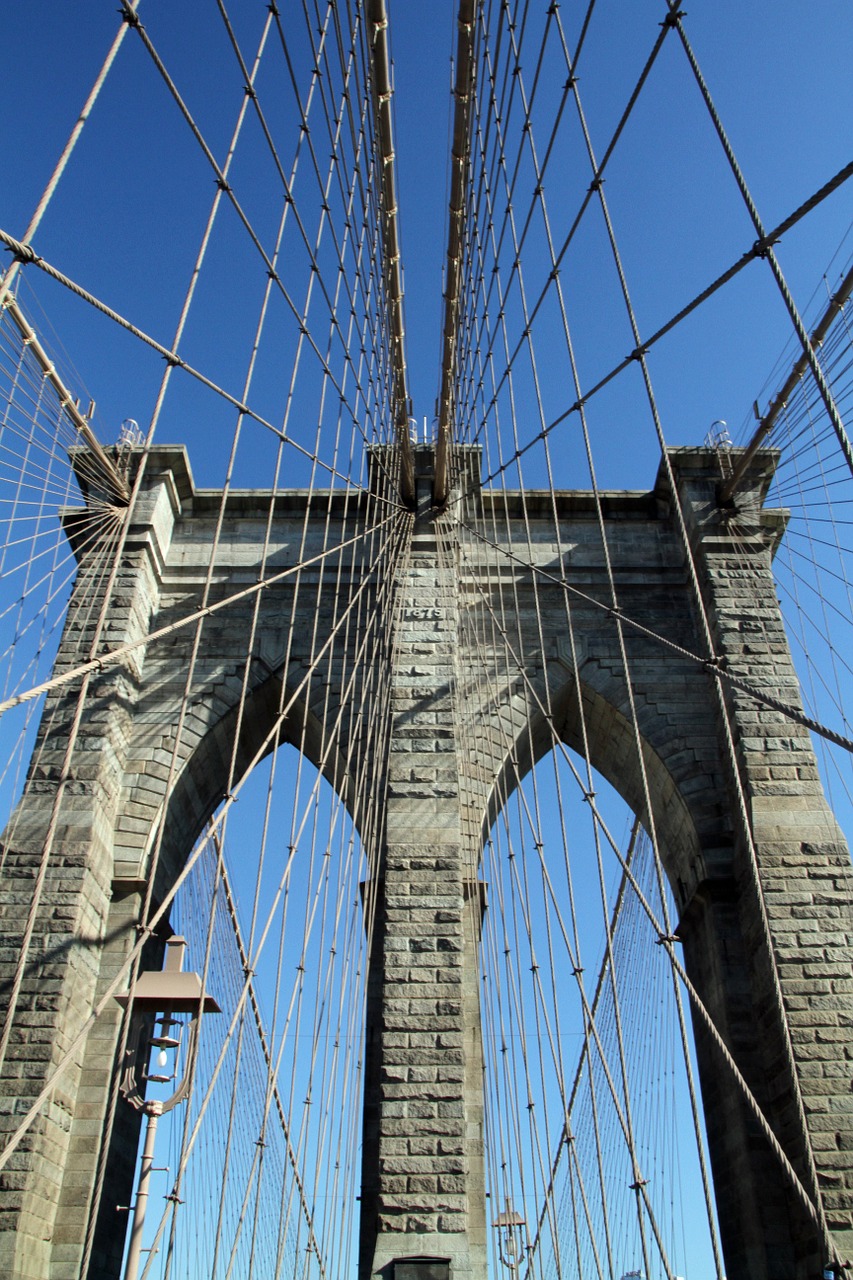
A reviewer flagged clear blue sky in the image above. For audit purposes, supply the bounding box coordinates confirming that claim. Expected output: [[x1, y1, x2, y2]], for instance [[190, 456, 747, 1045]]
[[1, 2, 851, 492]]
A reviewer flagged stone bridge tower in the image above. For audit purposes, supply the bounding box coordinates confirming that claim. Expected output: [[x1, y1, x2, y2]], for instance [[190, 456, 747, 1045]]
[[0, 442, 851, 1280]]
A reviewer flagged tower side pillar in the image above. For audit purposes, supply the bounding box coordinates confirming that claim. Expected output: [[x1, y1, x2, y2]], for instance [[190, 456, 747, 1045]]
[[671, 447, 853, 1278], [0, 461, 182, 1280], [360, 501, 487, 1280]]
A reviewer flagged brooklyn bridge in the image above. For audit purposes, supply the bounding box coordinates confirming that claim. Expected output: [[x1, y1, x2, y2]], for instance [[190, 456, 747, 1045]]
[[0, 4, 852, 1279]]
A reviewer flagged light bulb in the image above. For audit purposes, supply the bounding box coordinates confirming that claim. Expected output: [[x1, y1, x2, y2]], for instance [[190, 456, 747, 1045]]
[[158, 1048, 168, 1068]]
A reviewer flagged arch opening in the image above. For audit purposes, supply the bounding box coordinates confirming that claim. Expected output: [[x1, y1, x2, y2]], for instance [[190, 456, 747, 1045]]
[[112, 734, 371, 1280], [479, 737, 723, 1280]]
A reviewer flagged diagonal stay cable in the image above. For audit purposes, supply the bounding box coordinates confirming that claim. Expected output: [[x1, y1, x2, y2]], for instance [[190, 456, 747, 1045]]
[[477, 160, 853, 485], [662, 0, 853, 482], [116, 3, 376, 429], [0, 227, 380, 492]]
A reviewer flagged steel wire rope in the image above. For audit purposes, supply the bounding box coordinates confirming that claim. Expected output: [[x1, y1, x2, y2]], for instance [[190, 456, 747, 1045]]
[[0, 513, 123, 702], [501, 745, 677, 1278], [225, 514, 399, 1264], [266, 2, 397, 463], [0, 511, 410, 718], [450, 285, 625, 1280], [294, 506, 397, 1259], [440, 537, 548, 1269], [215, 0, 402, 481], [771, 390, 853, 797], [768, 496, 853, 821], [433, 502, 537, 1261], [187, 92, 366, 1266], [210, 823, 328, 1274], [455, 510, 853, 752], [2, 172, 399, 1269], [202, 173, 394, 1279], [506, 782, 617, 1280], [527, 821, 643, 1278], [454, 10, 674, 450], [0, 491, 131, 1081], [461, 483, 849, 1247], [468, 124, 696, 1264], [160, 479, 399, 1273]]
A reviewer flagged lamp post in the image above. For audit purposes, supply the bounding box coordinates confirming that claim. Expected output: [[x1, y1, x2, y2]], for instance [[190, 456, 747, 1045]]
[[492, 1197, 527, 1276], [115, 936, 220, 1280]]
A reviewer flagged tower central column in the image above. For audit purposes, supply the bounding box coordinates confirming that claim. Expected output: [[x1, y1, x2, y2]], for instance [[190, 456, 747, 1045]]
[[359, 462, 487, 1280]]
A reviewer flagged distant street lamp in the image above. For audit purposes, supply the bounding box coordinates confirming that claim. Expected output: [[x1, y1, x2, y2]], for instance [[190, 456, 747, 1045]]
[[492, 1197, 527, 1275], [115, 936, 220, 1280]]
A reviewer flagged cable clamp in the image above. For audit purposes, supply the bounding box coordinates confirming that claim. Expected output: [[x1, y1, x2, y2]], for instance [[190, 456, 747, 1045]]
[[752, 234, 779, 259], [267, 1, 280, 15], [661, 8, 685, 28], [10, 240, 38, 266], [120, 4, 141, 28], [244, 84, 257, 100], [629, 1178, 648, 1191], [588, 175, 604, 193], [629, 344, 648, 362], [656, 933, 680, 945]]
